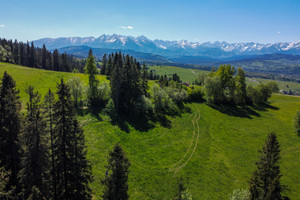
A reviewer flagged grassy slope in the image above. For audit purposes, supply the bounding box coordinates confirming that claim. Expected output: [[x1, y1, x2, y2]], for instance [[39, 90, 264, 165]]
[[1, 62, 300, 199], [148, 65, 209, 83]]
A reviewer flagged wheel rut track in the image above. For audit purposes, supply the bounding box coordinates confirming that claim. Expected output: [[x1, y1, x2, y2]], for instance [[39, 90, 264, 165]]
[[169, 111, 201, 175]]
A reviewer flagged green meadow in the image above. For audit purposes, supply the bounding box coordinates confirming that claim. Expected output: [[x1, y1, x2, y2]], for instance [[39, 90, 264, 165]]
[[1, 62, 300, 199]]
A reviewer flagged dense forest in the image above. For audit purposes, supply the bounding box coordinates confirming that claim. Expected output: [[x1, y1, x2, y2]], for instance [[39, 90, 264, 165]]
[[0, 38, 86, 72]]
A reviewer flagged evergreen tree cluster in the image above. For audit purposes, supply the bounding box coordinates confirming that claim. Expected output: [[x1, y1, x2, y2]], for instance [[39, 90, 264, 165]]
[[0, 38, 85, 72], [0, 72, 92, 199], [101, 52, 148, 114]]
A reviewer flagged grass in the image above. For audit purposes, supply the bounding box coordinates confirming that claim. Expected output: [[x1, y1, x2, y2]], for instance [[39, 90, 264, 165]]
[[148, 65, 209, 83], [1, 62, 300, 199]]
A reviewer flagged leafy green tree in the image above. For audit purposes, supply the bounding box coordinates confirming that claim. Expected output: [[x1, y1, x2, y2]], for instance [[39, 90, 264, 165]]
[[256, 84, 272, 104], [205, 75, 224, 104], [102, 144, 130, 200], [19, 86, 50, 200], [295, 111, 300, 136], [0, 71, 21, 193], [249, 132, 287, 200], [267, 81, 279, 93], [53, 79, 91, 199], [234, 67, 247, 105], [67, 77, 83, 108]]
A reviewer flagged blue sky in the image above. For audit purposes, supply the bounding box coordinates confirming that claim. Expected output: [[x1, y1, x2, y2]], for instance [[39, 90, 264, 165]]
[[0, 0, 299, 43]]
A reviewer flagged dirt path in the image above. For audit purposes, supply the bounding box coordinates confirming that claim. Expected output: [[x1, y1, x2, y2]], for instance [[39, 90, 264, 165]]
[[169, 111, 201, 175]]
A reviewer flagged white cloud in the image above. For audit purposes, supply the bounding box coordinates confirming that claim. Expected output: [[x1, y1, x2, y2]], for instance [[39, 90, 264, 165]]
[[0, 24, 5, 28], [121, 25, 134, 30], [277, 31, 281, 34]]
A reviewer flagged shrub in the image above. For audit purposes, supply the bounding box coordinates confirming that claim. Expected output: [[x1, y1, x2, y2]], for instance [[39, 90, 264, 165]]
[[165, 86, 188, 105], [152, 84, 178, 116], [229, 189, 250, 200], [187, 85, 204, 102]]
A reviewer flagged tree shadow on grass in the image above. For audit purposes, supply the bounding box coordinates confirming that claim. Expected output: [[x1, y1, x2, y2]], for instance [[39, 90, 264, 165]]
[[208, 103, 279, 119], [109, 105, 193, 133], [75, 106, 103, 121], [110, 114, 156, 133]]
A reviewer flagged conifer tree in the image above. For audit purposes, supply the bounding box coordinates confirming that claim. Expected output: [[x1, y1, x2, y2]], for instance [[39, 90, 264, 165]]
[[43, 89, 57, 199], [42, 44, 47, 68], [53, 79, 91, 199], [85, 49, 99, 108], [249, 132, 287, 200], [53, 49, 60, 71], [0, 71, 21, 193], [110, 53, 122, 113], [101, 53, 107, 75], [102, 144, 130, 200], [19, 86, 50, 200]]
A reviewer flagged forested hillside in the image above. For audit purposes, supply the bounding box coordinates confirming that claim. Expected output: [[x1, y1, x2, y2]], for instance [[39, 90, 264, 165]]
[[0, 60, 299, 199]]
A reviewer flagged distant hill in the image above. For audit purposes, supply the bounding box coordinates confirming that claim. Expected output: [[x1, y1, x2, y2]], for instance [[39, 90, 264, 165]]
[[213, 53, 300, 76], [33, 34, 300, 59], [58, 46, 172, 63]]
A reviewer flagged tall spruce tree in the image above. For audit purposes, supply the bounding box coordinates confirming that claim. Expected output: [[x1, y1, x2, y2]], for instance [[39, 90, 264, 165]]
[[101, 53, 107, 75], [0, 71, 21, 193], [19, 86, 50, 200], [43, 89, 57, 199], [85, 49, 99, 108], [53, 79, 91, 199], [249, 132, 287, 200], [102, 144, 130, 200]]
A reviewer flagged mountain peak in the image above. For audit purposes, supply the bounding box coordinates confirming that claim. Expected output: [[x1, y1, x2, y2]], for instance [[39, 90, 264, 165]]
[[32, 34, 300, 58]]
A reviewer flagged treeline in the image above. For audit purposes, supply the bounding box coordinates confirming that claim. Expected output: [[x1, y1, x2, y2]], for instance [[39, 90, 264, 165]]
[[0, 38, 85, 72], [193, 65, 279, 105], [0, 72, 91, 199]]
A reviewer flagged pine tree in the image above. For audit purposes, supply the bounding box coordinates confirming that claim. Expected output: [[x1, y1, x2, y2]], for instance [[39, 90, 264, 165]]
[[43, 89, 57, 199], [249, 132, 287, 200], [19, 86, 50, 200], [30, 42, 36, 68], [53, 49, 60, 71], [102, 144, 130, 200], [0, 71, 21, 193], [85, 49, 99, 108], [42, 44, 47, 68], [101, 53, 107, 75], [53, 79, 91, 199]]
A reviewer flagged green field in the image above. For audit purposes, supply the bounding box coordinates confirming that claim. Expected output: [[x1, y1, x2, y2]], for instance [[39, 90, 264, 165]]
[[1, 62, 300, 199], [148, 65, 209, 83]]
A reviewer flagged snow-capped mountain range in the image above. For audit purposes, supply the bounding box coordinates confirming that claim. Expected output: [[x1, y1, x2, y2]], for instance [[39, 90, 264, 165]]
[[33, 34, 300, 59]]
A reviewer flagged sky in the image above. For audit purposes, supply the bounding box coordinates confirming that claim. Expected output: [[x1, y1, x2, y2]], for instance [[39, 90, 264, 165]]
[[0, 0, 300, 43]]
